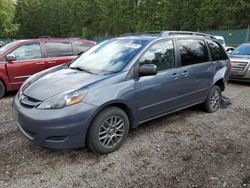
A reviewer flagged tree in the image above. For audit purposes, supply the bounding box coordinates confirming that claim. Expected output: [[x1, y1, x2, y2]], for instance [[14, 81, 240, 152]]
[[14, 0, 250, 39], [0, 0, 19, 38]]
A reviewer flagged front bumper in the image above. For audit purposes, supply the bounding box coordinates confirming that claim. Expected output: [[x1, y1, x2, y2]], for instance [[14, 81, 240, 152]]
[[13, 95, 97, 149], [230, 60, 250, 82]]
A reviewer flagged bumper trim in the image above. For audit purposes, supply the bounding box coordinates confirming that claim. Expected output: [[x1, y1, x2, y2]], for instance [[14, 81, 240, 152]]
[[17, 122, 34, 140]]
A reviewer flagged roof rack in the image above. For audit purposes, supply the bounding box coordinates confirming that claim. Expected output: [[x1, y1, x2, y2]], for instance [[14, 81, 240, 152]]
[[38, 36, 51, 39], [38, 36, 81, 40], [120, 31, 215, 39], [162, 31, 215, 39], [120, 31, 162, 37]]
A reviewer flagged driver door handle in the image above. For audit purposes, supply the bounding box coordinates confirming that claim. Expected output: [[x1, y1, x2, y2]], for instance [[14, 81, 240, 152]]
[[171, 73, 179, 79], [36, 62, 44, 65]]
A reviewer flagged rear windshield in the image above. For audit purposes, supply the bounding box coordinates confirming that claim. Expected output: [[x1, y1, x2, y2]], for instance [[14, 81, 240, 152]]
[[231, 44, 250, 56], [0, 41, 20, 55]]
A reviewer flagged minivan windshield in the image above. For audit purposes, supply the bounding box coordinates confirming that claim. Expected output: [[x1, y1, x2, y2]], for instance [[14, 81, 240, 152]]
[[70, 38, 149, 74], [231, 44, 250, 56], [0, 41, 20, 55]]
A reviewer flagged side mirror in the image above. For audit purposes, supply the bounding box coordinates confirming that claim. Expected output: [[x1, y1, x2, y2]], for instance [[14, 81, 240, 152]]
[[6, 54, 16, 61], [77, 51, 84, 56], [139, 64, 158, 76]]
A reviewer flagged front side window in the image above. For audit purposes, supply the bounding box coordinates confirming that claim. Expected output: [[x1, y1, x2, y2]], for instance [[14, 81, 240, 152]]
[[138, 40, 175, 71], [45, 42, 74, 57], [207, 40, 228, 61], [10, 43, 42, 60], [178, 39, 209, 66]]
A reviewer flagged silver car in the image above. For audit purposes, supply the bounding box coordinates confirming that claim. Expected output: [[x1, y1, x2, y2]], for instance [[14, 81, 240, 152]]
[[230, 42, 250, 82]]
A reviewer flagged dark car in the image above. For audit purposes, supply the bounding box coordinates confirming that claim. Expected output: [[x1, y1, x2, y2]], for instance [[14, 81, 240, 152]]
[[13, 31, 230, 154], [0, 38, 96, 99], [229, 42, 250, 82]]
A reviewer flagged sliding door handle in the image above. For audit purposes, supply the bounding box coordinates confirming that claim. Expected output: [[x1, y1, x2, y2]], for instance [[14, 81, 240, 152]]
[[48, 61, 56, 64], [181, 70, 189, 77]]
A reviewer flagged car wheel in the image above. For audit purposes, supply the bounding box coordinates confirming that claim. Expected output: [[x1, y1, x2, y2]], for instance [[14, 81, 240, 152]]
[[0, 81, 5, 99], [87, 107, 129, 154], [204, 85, 222, 113]]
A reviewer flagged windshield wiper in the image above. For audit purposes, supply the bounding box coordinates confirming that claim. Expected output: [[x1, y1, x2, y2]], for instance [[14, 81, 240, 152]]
[[70, 66, 97, 75]]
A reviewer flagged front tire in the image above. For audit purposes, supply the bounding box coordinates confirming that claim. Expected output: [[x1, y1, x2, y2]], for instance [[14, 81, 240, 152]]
[[87, 107, 129, 154], [204, 85, 222, 113], [0, 81, 5, 99]]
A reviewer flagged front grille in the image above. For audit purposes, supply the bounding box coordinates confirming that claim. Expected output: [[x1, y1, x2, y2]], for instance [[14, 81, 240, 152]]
[[231, 61, 248, 71], [20, 95, 41, 108]]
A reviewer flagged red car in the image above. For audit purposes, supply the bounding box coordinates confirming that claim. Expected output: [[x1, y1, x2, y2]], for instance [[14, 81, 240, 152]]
[[0, 38, 96, 98]]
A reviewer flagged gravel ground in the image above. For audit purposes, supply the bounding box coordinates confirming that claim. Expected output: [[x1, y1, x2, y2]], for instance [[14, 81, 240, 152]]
[[0, 82, 249, 188]]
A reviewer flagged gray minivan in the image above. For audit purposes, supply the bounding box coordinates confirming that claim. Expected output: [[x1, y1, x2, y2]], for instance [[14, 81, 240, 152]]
[[13, 31, 231, 154]]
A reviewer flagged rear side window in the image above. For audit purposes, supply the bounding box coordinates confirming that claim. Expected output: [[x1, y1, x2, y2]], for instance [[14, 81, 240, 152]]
[[139, 40, 175, 71], [178, 39, 209, 66], [74, 42, 94, 54], [10, 43, 42, 60], [207, 40, 228, 61], [44, 42, 74, 57]]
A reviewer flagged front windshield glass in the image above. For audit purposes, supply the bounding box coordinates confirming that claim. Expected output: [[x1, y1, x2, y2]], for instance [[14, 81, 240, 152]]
[[216, 39, 225, 46], [70, 38, 149, 74], [0, 41, 20, 55], [231, 44, 250, 56]]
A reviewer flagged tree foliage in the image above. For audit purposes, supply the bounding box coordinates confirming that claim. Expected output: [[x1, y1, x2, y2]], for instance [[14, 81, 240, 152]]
[[13, 0, 250, 38], [0, 0, 19, 38]]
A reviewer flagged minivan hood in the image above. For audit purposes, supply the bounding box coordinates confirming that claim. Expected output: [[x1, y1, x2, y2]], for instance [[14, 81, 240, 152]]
[[24, 68, 109, 101]]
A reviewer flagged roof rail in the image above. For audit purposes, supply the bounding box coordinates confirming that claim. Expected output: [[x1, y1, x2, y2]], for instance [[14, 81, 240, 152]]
[[161, 31, 215, 39], [120, 31, 215, 39], [120, 31, 162, 37], [38, 36, 51, 39]]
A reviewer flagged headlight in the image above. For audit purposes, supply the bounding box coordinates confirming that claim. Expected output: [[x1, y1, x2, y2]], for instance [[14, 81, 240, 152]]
[[37, 90, 88, 109]]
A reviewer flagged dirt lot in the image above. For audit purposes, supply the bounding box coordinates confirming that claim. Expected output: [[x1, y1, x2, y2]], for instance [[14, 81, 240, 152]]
[[0, 82, 249, 188]]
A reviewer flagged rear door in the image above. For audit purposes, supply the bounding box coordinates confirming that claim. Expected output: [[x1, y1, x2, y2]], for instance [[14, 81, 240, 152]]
[[5, 42, 45, 90], [135, 40, 182, 122], [43, 41, 76, 68], [176, 38, 214, 106]]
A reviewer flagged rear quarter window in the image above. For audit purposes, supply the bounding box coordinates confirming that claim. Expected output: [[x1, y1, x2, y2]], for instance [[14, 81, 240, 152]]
[[207, 40, 228, 61]]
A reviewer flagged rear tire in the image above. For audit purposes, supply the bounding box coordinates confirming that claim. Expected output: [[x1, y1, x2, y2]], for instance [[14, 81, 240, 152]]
[[204, 85, 222, 113], [87, 107, 129, 154], [0, 81, 5, 99]]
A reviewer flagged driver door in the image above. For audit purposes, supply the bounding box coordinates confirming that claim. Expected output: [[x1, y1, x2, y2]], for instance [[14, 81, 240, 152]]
[[135, 40, 182, 123], [5, 42, 45, 90]]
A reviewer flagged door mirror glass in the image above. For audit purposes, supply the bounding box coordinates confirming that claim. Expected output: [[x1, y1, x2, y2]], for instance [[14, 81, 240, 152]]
[[6, 54, 16, 61], [139, 64, 158, 76]]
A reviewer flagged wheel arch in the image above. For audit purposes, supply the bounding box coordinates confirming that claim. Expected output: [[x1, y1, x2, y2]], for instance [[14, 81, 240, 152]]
[[85, 100, 138, 145], [213, 78, 225, 91]]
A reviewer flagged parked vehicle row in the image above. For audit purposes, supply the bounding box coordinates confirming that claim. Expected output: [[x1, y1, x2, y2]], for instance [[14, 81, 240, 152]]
[[13, 31, 231, 154], [0, 38, 96, 98]]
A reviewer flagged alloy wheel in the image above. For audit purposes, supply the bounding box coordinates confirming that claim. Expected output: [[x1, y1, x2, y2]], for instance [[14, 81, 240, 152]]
[[98, 116, 125, 148]]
